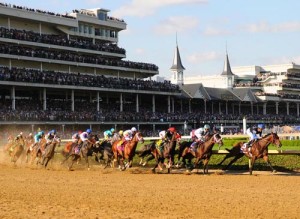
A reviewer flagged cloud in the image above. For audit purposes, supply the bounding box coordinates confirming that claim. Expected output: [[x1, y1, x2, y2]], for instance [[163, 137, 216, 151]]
[[112, 0, 207, 18], [187, 51, 222, 64], [135, 48, 146, 55], [154, 16, 199, 35], [242, 21, 300, 33], [267, 56, 300, 65], [202, 26, 231, 36]]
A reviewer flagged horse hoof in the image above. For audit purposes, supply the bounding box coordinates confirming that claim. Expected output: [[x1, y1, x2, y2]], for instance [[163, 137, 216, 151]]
[[272, 170, 277, 173]]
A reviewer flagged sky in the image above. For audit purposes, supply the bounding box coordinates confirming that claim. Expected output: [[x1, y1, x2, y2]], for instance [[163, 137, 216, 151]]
[[3, 0, 300, 80]]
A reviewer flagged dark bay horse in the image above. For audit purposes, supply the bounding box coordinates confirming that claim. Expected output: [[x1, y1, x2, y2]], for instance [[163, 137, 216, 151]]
[[218, 132, 282, 175], [67, 136, 97, 171], [112, 132, 144, 171], [136, 141, 156, 166], [93, 140, 114, 169], [151, 131, 178, 173], [40, 136, 61, 168], [180, 133, 223, 174]]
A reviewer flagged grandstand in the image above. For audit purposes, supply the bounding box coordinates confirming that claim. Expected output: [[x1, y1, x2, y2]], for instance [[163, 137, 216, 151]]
[[0, 2, 300, 137]]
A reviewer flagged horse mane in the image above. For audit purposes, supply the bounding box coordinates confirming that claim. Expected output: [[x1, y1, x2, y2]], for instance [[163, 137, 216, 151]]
[[262, 133, 271, 138]]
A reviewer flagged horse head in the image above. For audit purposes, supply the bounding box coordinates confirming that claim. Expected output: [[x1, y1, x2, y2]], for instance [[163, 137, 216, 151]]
[[133, 132, 144, 144], [269, 132, 282, 148]]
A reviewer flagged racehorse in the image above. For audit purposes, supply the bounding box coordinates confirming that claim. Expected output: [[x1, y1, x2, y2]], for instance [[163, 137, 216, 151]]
[[176, 141, 193, 168], [180, 133, 223, 174], [93, 140, 114, 169], [151, 131, 178, 173], [40, 136, 61, 168], [67, 136, 97, 171], [218, 132, 282, 175], [28, 138, 47, 165], [136, 141, 156, 166], [9, 138, 25, 164], [112, 132, 144, 171]]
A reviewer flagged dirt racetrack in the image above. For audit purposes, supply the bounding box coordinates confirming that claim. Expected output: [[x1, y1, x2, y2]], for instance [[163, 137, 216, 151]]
[[0, 158, 300, 219]]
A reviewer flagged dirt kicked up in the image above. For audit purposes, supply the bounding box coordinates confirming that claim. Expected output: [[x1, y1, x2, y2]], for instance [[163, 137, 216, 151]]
[[0, 162, 299, 219]]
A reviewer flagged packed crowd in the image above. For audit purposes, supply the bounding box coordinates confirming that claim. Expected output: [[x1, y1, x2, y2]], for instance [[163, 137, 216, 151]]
[[0, 27, 126, 55], [0, 98, 299, 124], [0, 43, 158, 71], [0, 66, 179, 92], [0, 2, 75, 19]]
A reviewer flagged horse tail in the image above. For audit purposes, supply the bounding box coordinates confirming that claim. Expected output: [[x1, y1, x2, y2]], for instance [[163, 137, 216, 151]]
[[225, 148, 231, 152]]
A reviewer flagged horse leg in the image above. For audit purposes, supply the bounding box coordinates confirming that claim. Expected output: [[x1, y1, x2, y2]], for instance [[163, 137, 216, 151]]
[[249, 157, 256, 175], [203, 158, 210, 174], [85, 154, 90, 170], [263, 155, 276, 173], [44, 157, 52, 168]]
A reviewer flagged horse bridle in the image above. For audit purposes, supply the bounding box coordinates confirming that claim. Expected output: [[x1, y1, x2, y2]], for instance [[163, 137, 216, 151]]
[[213, 134, 223, 144]]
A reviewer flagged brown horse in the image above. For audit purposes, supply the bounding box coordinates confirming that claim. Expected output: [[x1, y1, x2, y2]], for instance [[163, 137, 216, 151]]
[[218, 132, 282, 175], [112, 132, 144, 171], [40, 136, 61, 168], [180, 133, 223, 174], [28, 138, 47, 165], [9, 138, 25, 164], [151, 131, 179, 173], [67, 136, 96, 171]]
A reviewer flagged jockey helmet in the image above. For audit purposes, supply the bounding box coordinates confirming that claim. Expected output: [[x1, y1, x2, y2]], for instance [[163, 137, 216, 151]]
[[204, 124, 210, 130], [51, 129, 56, 134], [257, 124, 265, 129], [29, 133, 32, 136], [119, 130, 123, 136], [168, 127, 176, 133], [131, 127, 137, 132], [39, 131, 44, 135], [110, 128, 115, 133], [19, 132, 23, 136], [86, 129, 92, 134]]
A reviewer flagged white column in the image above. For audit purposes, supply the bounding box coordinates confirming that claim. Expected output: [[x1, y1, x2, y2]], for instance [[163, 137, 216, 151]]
[[40, 63, 43, 71], [168, 96, 171, 113], [275, 102, 279, 115], [136, 94, 139, 113], [286, 102, 290, 116], [152, 95, 156, 113], [11, 86, 15, 110], [71, 90, 74, 112], [120, 93, 123, 112], [97, 91, 100, 112], [39, 22, 42, 35], [239, 102, 241, 114], [43, 88, 47, 111], [297, 103, 299, 117], [263, 102, 267, 115]]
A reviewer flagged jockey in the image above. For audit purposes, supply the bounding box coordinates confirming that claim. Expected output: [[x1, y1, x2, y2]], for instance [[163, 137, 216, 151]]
[[118, 127, 137, 151], [45, 129, 57, 148], [76, 129, 92, 154], [71, 132, 81, 143], [118, 130, 123, 138], [190, 124, 210, 152], [30, 131, 44, 151], [244, 124, 265, 154], [11, 132, 24, 152], [103, 128, 115, 141]]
